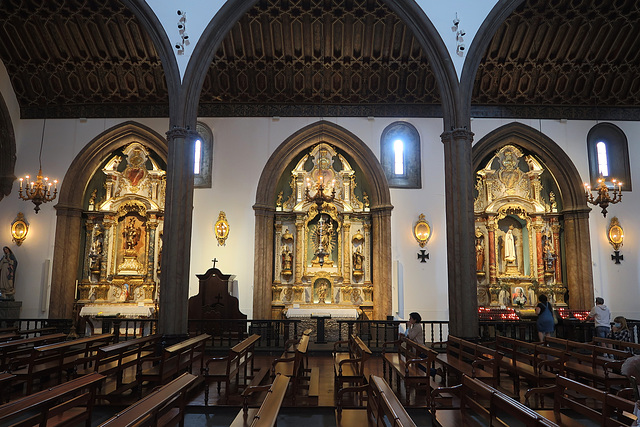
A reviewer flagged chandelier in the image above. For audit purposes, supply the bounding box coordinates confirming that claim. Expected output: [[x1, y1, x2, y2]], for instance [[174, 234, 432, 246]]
[[315, 214, 329, 267], [584, 175, 622, 218], [304, 176, 335, 210], [18, 118, 58, 213]]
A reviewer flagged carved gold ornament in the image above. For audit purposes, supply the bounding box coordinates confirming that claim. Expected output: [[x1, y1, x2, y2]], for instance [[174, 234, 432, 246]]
[[413, 214, 431, 247], [214, 211, 230, 246], [608, 217, 623, 251], [11, 212, 29, 246]]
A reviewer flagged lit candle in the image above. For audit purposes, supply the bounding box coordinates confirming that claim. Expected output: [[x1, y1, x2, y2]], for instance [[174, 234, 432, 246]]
[[19, 178, 23, 191]]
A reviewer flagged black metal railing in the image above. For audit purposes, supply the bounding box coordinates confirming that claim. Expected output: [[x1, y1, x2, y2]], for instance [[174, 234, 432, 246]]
[[187, 319, 301, 352], [0, 318, 73, 335], [336, 320, 450, 351]]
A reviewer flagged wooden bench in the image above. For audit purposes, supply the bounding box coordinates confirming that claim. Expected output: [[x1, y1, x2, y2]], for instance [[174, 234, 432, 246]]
[[333, 333, 372, 393], [494, 336, 557, 397], [11, 333, 113, 395], [231, 373, 290, 427], [18, 326, 58, 338], [543, 337, 629, 391], [138, 333, 210, 394], [336, 374, 418, 427], [593, 336, 640, 355], [272, 333, 313, 404], [382, 335, 438, 405], [78, 334, 161, 403], [431, 374, 559, 427], [436, 336, 501, 387], [525, 375, 637, 426], [98, 372, 198, 427], [202, 333, 263, 404], [0, 332, 66, 371], [0, 372, 104, 427]]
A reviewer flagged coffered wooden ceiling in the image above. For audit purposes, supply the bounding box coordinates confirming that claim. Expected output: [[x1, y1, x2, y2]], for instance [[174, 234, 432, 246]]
[[0, 0, 639, 119]]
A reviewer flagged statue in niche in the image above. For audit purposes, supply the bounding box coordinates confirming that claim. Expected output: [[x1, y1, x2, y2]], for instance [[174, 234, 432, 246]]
[[543, 235, 556, 271], [157, 231, 163, 273], [504, 226, 516, 264], [88, 189, 97, 211], [281, 246, 293, 272], [317, 284, 328, 303], [353, 245, 364, 272], [123, 217, 141, 251], [475, 231, 485, 272]]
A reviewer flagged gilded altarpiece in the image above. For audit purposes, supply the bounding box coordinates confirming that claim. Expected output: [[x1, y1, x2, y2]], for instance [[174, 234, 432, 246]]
[[272, 143, 373, 319], [77, 142, 165, 315], [474, 145, 567, 310]]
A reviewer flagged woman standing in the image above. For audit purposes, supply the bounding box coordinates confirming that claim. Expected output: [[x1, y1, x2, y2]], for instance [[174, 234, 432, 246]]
[[0, 247, 17, 299], [535, 294, 555, 342]]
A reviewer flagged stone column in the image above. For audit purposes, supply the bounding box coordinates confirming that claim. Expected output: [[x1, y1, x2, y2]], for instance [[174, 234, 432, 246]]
[[253, 204, 275, 319], [563, 208, 593, 309], [50, 206, 84, 318], [158, 127, 198, 337], [371, 207, 392, 319], [441, 128, 478, 339]]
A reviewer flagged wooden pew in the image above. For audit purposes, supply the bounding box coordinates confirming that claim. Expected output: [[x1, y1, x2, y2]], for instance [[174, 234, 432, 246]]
[[431, 374, 559, 427], [336, 374, 418, 427], [494, 336, 557, 397], [98, 373, 198, 427], [78, 334, 161, 403], [333, 333, 372, 393], [542, 337, 629, 391], [436, 336, 501, 387], [12, 333, 113, 395], [202, 333, 264, 404], [231, 373, 290, 427], [272, 333, 311, 404], [525, 375, 637, 426], [138, 333, 210, 394], [382, 336, 438, 405], [0, 372, 104, 427], [593, 336, 640, 355], [0, 332, 66, 371], [18, 326, 58, 338]]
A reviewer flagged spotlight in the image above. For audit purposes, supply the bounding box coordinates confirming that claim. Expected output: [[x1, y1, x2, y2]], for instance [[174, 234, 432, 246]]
[[456, 43, 466, 56], [177, 10, 183, 16], [453, 17, 460, 27], [175, 42, 183, 50]]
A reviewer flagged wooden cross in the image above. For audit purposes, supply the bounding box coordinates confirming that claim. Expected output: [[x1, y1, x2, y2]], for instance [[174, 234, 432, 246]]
[[417, 250, 429, 263], [212, 258, 218, 268], [611, 251, 624, 264]]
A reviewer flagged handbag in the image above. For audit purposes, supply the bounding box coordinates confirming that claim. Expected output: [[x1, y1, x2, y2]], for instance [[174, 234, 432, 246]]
[[548, 302, 558, 325]]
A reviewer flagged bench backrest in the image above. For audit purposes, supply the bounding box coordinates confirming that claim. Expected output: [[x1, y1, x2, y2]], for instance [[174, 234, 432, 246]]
[[448, 336, 500, 375], [370, 375, 416, 427], [594, 336, 640, 354], [0, 372, 104, 426], [251, 373, 290, 427], [98, 373, 198, 427]]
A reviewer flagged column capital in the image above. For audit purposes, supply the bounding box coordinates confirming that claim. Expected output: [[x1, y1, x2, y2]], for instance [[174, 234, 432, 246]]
[[166, 126, 199, 141], [441, 127, 475, 143]]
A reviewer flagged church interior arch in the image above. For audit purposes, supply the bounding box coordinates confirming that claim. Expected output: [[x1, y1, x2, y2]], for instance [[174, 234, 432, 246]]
[[473, 122, 594, 311], [253, 121, 393, 320]]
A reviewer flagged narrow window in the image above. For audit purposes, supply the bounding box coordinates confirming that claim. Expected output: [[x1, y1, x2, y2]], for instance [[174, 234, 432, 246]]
[[194, 139, 202, 174], [596, 141, 608, 177], [394, 139, 404, 175]]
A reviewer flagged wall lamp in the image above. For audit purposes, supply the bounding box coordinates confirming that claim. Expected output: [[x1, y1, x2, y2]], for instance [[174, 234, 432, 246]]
[[11, 212, 28, 246], [608, 217, 624, 264], [414, 213, 431, 248]]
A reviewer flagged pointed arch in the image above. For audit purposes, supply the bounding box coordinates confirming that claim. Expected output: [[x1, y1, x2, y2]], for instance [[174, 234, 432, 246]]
[[49, 122, 168, 318], [253, 121, 393, 319], [473, 122, 594, 309], [0, 92, 15, 201]]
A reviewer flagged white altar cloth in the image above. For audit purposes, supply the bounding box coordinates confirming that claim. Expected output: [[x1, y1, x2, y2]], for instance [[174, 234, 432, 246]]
[[80, 305, 155, 318], [286, 308, 358, 319]]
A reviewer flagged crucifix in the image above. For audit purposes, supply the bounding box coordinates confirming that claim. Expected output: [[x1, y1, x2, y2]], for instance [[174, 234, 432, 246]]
[[417, 250, 429, 263], [212, 258, 218, 268], [611, 251, 624, 264]]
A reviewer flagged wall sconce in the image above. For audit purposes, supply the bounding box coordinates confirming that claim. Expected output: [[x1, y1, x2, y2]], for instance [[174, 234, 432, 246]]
[[584, 175, 622, 218], [214, 211, 229, 246], [608, 216, 624, 264], [11, 212, 28, 246], [414, 214, 431, 247]]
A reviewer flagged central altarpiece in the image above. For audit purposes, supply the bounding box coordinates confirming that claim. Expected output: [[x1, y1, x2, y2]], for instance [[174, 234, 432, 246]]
[[271, 143, 373, 320]]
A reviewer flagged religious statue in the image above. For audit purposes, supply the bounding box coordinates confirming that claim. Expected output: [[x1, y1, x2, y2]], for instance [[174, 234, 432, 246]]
[[317, 283, 328, 303], [543, 236, 556, 271], [504, 226, 516, 263], [475, 233, 485, 272], [281, 246, 293, 272], [156, 231, 163, 273], [123, 217, 141, 251], [276, 191, 283, 208], [352, 245, 364, 272], [89, 237, 103, 275], [0, 246, 17, 299], [88, 189, 97, 211]]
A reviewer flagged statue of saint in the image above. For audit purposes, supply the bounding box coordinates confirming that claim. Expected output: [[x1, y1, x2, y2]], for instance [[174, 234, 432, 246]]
[[543, 237, 556, 270], [281, 246, 293, 271], [352, 245, 365, 271], [317, 283, 328, 303], [504, 226, 516, 263], [88, 189, 97, 211], [475, 235, 485, 272], [123, 218, 141, 251], [0, 247, 17, 299]]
